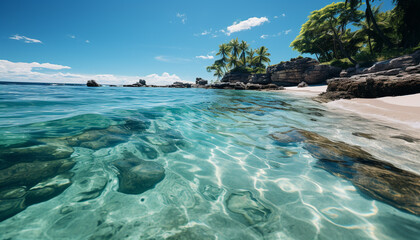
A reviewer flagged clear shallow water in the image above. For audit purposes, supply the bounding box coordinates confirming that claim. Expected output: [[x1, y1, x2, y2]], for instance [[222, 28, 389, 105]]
[[0, 84, 419, 239]]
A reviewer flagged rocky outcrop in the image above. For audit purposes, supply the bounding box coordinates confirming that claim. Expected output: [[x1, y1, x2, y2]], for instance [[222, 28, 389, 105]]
[[319, 50, 420, 101], [248, 74, 271, 85], [123, 79, 147, 87], [207, 82, 283, 91], [169, 82, 192, 88], [221, 72, 251, 84], [267, 57, 341, 86], [297, 81, 308, 88], [195, 78, 208, 85], [271, 128, 420, 216], [86, 80, 101, 87]]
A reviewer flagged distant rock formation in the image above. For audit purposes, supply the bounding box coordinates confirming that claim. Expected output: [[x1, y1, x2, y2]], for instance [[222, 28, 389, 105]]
[[123, 79, 147, 87], [318, 50, 420, 101], [267, 57, 341, 86], [86, 80, 101, 87], [195, 78, 208, 85], [169, 82, 192, 88], [216, 57, 340, 89]]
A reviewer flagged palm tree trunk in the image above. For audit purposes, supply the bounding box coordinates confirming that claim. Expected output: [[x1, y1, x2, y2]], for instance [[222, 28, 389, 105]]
[[330, 22, 357, 65], [365, 0, 393, 48], [368, 35, 373, 55]]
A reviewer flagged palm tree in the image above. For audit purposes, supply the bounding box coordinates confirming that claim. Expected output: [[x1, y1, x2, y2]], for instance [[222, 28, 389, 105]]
[[216, 43, 231, 71], [238, 40, 249, 67], [354, 5, 381, 55], [246, 48, 256, 68], [206, 62, 224, 81], [228, 38, 240, 68], [345, 0, 393, 48], [254, 46, 271, 68], [227, 55, 239, 70]]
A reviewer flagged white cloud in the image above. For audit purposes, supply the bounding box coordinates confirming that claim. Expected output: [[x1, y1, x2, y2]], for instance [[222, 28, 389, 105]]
[[282, 13, 286, 17], [274, 16, 278, 19], [154, 55, 191, 63], [85, 40, 90, 43], [201, 30, 211, 36], [9, 34, 42, 44], [226, 17, 269, 35], [69, 35, 76, 39], [0, 59, 190, 85], [176, 13, 187, 24], [284, 29, 292, 35], [195, 55, 214, 60], [260, 34, 269, 39]]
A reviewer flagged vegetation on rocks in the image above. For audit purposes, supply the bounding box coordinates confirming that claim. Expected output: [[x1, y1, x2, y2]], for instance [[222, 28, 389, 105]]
[[291, 0, 420, 68]]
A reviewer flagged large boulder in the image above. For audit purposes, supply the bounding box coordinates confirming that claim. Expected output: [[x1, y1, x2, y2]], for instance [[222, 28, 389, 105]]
[[364, 50, 420, 73], [113, 156, 165, 194], [271, 128, 420, 216], [86, 80, 101, 87], [138, 79, 146, 85], [323, 74, 420, 99], [267, 57, 341, 86], [195, 78, 208, 85], [221, 72, 251, 83]]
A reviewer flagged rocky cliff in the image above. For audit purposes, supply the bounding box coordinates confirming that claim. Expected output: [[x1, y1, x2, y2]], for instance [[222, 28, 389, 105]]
[[319, 50, 420, 101], [267, 57, 341, 86], [219, 57, 341, 87]]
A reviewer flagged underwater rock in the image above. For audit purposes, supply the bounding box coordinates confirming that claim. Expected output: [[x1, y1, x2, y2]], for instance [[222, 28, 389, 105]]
[[64, 127, 130, 150], [73, 174, 108, 202], [25, 173, 73, 205], [226, 191, 272, 226], [352, 132, 376, 140], [166, 225, 216, 240], [390, 134, 420, 143], [271, 129, 420, 216], [0, 197, 26, 222], [79, 135, 126, 150], [113, 156, 165, 194], [120, 118, 150, 132], [0, 158, 76, 188], [0, 187, 27, 199], [134, 142, 159, 159], [0, 144, 74, 169], [201, 185, 223, 201]]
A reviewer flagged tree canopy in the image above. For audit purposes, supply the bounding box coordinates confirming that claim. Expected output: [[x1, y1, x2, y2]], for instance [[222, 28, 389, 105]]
[[207, 39, 271, 80]]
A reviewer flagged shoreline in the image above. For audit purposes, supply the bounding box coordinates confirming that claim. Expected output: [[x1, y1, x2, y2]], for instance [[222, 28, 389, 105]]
[[284, 85, 420, 135]]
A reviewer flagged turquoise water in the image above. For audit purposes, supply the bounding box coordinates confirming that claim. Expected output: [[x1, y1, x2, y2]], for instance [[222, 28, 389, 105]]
[[0, 84, 419, 239]]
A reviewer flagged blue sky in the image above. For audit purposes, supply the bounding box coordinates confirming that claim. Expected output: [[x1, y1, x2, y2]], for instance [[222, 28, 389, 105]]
[[0, 0, 394, 85]]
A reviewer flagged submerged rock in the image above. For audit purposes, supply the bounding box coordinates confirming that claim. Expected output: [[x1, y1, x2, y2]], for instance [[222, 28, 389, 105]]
[[226, 191, 272, 226], [166, 225, 216, 240], [271, 129, 420, 216], [0, 144, 74, 169], [0, 197, 26, 222], [352, 132, 376, 140], [25, 173, 73, 205], [73, 174, 108, 202], [113, 155, 165, 194], [0, 158, 75, 188]]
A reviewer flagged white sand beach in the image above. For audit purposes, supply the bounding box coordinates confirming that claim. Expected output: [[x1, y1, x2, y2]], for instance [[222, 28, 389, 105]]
[[284, 85, 420, 133]]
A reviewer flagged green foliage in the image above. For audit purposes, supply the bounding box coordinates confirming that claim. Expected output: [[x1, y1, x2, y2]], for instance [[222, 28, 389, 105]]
[[291, 2, 364, 64], [207, 39, 271, 78], [321, 58, 355, 69], [292, 0, 419, 68]]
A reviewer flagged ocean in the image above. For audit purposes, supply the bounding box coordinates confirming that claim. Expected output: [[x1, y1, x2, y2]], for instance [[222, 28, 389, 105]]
[[0, 83, 419, 239]]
